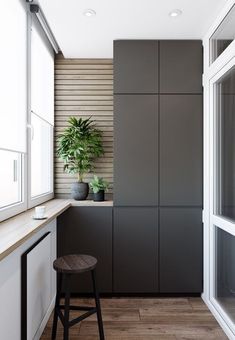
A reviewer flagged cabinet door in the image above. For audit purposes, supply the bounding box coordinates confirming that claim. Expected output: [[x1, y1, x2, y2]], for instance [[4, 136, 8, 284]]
[[114, 95, 158, 206], [22, 233, 51, 340], [57, 207, 112, 293], [113, 207, 158, 293], [160, 208, 203, 293], [114, 40, 158, 94], [160, 95, 202, 206], [160, 40, 202, 94]]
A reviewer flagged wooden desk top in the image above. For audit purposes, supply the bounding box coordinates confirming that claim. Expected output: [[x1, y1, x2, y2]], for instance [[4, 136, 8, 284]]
[[0, 199, 113, 261]]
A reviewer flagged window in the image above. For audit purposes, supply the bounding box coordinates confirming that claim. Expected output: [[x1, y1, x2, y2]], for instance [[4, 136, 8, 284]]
[[0, 3, 55, 221], [210, 4, 235, 64], [31, 19, 54, 126], [204, 1, 235, 336], [31, 113, 52, 198], [215, 66, 235, 221], [0, 0, 27, 220], [29, 19, 54, 206], [215, 226, 235, 323]]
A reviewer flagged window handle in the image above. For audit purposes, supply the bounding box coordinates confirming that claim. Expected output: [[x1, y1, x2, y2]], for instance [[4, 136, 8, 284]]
[[13, 160, 17, 182], [27, 124, 34, 140]]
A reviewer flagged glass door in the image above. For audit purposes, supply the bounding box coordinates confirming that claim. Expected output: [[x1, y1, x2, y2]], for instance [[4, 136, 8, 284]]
[[215, 226, 235, 323], [210, 57, 235, 334]]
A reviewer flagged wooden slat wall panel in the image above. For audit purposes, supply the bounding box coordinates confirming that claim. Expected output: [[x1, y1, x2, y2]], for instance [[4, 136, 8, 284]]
[[54, 55, 113, 198]]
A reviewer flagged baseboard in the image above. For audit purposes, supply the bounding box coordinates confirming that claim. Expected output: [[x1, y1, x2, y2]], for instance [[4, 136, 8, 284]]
[[33, 295, 56, 340], [68, 292, 202, 298]]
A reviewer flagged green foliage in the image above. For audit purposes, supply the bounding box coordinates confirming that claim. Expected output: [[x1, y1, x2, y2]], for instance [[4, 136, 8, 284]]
[[57, 117, 104, 182], [89, 175, 109, 194]]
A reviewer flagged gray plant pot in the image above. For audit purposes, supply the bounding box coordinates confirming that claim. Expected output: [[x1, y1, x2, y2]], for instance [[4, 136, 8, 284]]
[[71, 182, 89, 200], [93, 190, 105, 202]]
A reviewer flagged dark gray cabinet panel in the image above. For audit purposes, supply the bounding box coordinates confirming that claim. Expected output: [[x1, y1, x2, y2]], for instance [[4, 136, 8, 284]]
[[160, 40, 203, 94], [57, 207, 112, 293], [114, 40, 158, 94], [113, 207, 158, 293], [160, 95, 202, 206], [160, 208, 203, 293], [114, 95, 158, 206]]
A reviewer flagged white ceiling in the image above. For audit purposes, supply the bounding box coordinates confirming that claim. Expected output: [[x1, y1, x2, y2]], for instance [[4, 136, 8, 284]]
[[38, 0, 227, 58]]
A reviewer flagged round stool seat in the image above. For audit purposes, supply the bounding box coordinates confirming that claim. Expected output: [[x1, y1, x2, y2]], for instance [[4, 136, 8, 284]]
[[53, 254, 97, 274]]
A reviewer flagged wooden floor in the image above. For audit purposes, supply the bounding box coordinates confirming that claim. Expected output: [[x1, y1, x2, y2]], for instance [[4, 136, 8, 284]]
[[40, 297, 227, 340]]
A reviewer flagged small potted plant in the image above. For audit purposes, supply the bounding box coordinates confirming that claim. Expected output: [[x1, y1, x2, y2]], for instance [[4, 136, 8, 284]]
[[90, 175, 109, 202], [57, 117, 104, 200]]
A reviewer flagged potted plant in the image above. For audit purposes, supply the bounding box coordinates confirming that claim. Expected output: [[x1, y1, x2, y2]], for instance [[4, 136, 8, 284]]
[[57, 117, 104, 200], [89, 175, 109, 202]]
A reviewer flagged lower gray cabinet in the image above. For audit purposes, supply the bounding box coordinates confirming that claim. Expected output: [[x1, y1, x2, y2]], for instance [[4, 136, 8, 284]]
[[160, 208, 203, 293], [113, 207, 158, 293], [57, 207, 112, 293], [57, 206, 202, 294]]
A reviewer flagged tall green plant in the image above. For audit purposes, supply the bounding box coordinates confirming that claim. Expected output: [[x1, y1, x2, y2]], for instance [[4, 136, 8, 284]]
[[57, 117, 104, 182]]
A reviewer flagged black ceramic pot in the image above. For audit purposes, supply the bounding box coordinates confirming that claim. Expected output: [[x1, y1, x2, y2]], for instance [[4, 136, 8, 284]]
[[93, 190, 105, 202], [71, 182, 89, 200]]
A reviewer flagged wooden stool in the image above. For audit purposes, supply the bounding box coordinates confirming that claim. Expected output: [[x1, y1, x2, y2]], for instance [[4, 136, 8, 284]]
[[51, 254, 105, 340]]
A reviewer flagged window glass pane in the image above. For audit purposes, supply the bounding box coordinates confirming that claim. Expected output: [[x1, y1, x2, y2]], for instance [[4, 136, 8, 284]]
[[31, 113, 52, 198], [31, 19, 54, 125], [0, 150, 22, 209], [0, 0, 27, 152], [215, 66, 235, 221], [210, 5, 235, 64], [215, 226, 235, 322]]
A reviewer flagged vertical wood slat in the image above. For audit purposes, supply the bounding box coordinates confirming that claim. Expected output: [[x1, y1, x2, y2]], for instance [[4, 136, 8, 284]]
[[54, 55, 113, 198]]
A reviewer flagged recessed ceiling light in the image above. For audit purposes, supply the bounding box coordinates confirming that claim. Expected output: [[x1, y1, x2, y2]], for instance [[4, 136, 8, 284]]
[[169, 9, 182, 17], [83, 9, 96, 17]]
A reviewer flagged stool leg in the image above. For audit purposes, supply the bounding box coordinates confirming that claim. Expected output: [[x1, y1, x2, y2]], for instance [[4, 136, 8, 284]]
[[91, 270, 105, 340], [63, 274, 71, 340], [52, 273, 62, 340]]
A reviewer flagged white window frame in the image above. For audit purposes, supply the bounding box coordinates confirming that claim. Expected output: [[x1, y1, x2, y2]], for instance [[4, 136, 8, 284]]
[[27, 15, 54, 209], [203, 1, 235, 339], [208, 58, 235, 332], [27, 118, 54, 209], [0, 151, 27, 222], [27, 119, 54, 209]]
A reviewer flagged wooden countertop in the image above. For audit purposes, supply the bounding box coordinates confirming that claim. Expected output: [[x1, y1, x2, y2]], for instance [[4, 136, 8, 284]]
[[0, 198, 113, 261]]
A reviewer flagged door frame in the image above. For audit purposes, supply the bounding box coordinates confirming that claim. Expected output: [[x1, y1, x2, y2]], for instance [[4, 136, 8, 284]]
[[203, 1, 235, 338]]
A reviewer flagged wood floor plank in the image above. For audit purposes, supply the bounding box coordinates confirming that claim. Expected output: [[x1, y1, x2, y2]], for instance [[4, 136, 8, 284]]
[[139, 306, 194, 315], [79, 321, 225, 337], [79, 321, 175, 336], [139, 313, 218, 325], [76, 335, 177, 340], [74, 297, 191, 309], [84, 308, 140, 322], [176, 331, 227, 340], [188, 297, 209, 311]]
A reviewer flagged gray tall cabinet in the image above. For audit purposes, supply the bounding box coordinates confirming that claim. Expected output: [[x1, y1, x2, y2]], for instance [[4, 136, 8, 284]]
[[114, 40, 203, 293]]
